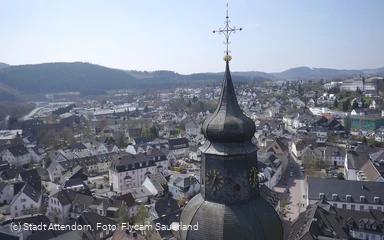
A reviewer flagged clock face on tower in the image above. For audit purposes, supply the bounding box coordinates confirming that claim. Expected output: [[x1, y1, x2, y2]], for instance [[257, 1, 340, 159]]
[[205, 169, 224, 191], [249, 167, 258, 188]]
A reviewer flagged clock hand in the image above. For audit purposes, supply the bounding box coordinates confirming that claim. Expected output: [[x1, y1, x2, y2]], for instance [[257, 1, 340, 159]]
[[210, 175, 217, 187]]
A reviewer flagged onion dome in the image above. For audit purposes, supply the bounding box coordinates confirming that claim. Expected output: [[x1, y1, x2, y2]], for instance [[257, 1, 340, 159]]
[[202, 61, 255, 143]]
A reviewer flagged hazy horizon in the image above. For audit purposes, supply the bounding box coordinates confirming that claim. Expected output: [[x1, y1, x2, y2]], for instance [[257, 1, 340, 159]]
[[1, 0, 384, 74]]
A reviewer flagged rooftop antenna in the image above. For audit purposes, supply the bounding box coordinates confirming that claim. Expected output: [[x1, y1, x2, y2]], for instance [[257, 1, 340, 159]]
[[212, 3, 242, 62]]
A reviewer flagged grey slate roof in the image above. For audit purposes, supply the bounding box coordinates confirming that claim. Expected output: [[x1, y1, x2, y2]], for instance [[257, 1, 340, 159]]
[[51, 189, 77, 206], [289, 199, 384, 240], [347, 150, 370, 170], [155, 198, 180, 217], [7, 144, 29, 157], [153, 209, 182, 239], [308, 177, 384, 205]]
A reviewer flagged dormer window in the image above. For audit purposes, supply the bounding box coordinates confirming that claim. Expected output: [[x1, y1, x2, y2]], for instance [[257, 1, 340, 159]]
[[319, 193, 324, 199], [374, 197, 380, 204], [366, 224, 370, 229], [332, 194, 338, 200], [359, 223, 364, 228], [346, 195, 351, 201], [360, 196, 366, 202], [372, 223, 377, 230]]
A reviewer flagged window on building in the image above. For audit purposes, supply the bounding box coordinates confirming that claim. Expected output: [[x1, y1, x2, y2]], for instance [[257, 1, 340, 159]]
[[342, 204, 347, 209], [351, 205, 355, 210], [333, 203, 337, 208], [377, 207, 382, 211], [23, 205, 25, 210], [369, 206, 373, 210], [31, 204, 33, 208], [15, 206, 17, 210], [21, 199, 26, 202], [360, 205, 364, 211]]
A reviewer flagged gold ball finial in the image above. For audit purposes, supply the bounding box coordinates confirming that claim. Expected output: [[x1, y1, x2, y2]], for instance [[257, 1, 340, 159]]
[[223, 55, 232, 62]]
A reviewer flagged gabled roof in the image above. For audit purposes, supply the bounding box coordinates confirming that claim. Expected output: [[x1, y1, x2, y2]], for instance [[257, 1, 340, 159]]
[[51, 189, 77, 206], [7, 144, 29, 157], [69, 142, 88, 150], [60, 165, 87, 184], [360, 160, 382, 182], [153, 209, 182, 239], [168, 138, 189, 150], [347, 150, 370, 170], [134, 137, 147, 144], [18, 168, 41, 183], [308, 178, 384, 204], [117, 192, 136, 208], [11, 182, 41, 205]]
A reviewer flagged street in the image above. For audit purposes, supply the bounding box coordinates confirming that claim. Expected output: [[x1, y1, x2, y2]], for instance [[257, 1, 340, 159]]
[[275, 156, 307, 238]]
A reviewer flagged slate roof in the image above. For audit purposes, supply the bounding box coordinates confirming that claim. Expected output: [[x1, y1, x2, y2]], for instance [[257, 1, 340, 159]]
[[289, 199, 384, 240], [146, 172, 168, 192], [110, 153, 156, 173], [51, 189, 78, 206], [70, 194, 103, 214], [153, 209, 182, 239], [324, 146, 346, 158], [60, 165, 88, 184], [347, 150, 370, 170], [117, 192, 136, 208], [0, 232, 19, 240], [23, 182, 41, 203], [19, 168, 41, 183], [168, 138, 189, 150], [69, 142, 88, 150], [0, 168, 18, 181], [25, 221, 76, 240], [155, 198, 180, 217], [308, 178, 384, 205], [259, 184, 280, 209], [134, 137, 147, 144], [7, 144, 29, 157], [77, 212, 117, 234], [355, 145, 380, 155]]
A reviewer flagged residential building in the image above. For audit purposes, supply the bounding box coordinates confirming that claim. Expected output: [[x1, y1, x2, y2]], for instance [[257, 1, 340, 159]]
[[324, 146, 346, 166], [167, 138, 189, 158], [344, 151, 370, 180], [10, 183, 41, 218], [289, 199, 384, 240], [48, 189, 77, 223], [307, 178, 384, 212], [168, 171, 200, 199]]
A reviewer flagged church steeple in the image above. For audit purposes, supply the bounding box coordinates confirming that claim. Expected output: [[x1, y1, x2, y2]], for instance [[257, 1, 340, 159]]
[[202, 61, 255, 143], [179, 4, 283, 240]]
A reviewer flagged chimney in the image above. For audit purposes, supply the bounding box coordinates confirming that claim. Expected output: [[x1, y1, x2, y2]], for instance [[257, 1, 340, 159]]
[[362, 184, 365, 189]]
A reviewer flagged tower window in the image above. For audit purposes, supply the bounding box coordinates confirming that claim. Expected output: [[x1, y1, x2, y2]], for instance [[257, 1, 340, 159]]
[[234, 184, 240, 192]]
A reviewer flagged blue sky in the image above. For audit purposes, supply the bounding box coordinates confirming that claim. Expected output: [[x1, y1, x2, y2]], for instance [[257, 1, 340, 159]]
[[1, 0, 383, 74]]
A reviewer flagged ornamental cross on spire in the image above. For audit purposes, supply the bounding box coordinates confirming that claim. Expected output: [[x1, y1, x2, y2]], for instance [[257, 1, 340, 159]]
[[213, 3, 242, 61]]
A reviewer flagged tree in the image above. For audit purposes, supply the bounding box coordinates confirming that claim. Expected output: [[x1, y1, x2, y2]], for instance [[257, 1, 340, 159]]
[[62, 128, 76, 145], [352, 100, 359, 109], [192, 96, 198, 103], [337, 172, 344, 180], [115, 203, 130, 224], [116, 132, 126, 148], [187, 100, 192, 108], [362, 136, 368, 145], [45, 156, 52, 168], [144, 105, 149, 112], [333, 99, 339, 108], [344, 115, 351, 134], [134, 203, 149, 225]]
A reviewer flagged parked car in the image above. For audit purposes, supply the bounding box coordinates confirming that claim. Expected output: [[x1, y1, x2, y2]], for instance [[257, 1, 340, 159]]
[[289, 172, 293, 177]]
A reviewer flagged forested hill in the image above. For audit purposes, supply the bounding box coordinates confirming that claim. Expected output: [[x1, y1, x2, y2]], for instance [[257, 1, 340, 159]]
[[0, 62, 261, 96], [0, 62, 10, 69]]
